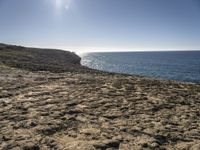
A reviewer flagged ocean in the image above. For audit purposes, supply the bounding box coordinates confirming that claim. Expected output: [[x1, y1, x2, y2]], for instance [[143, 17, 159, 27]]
[[80, 51, 200, 83]]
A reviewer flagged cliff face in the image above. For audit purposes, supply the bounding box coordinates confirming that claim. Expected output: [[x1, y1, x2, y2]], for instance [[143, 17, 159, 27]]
[[0, 43, 82, 72]]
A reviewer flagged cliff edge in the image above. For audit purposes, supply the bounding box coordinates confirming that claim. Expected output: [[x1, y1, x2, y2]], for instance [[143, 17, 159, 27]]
[[0, 43, 83, 72]]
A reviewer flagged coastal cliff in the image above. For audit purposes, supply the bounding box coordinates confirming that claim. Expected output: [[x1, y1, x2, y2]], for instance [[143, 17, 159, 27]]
[[0, 44, 200, 150], [0, 43, 83, 72]]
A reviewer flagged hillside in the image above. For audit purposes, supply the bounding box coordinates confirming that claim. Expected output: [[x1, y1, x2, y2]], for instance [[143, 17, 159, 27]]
[[0, 43, 86, 72]]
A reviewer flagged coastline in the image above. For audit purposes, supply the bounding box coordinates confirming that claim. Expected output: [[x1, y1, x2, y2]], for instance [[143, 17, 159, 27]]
[[0, 44, 200, 150], [80, 51, 200, 84]]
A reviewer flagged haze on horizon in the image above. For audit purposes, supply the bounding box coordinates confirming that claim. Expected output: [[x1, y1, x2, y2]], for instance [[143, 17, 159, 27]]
[[0, 0, 200, 52]]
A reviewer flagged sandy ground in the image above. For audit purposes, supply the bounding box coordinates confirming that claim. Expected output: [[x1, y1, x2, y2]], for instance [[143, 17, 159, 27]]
[[0, 65, 200, 150]]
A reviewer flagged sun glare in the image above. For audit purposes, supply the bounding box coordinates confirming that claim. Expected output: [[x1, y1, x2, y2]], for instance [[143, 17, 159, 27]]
[[55, 0, 62, 9], [55, 0, 71, 11]]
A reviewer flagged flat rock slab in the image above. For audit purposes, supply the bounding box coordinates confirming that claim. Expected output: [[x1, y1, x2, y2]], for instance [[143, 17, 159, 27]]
[[0, 66, 200, 149]]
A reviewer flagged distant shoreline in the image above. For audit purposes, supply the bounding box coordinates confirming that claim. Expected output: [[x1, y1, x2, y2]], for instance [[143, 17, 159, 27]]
[[79, 50, 200, 54]]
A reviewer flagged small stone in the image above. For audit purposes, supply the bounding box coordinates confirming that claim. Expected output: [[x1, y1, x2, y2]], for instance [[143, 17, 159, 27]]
[[2, 135, 11, 141], [142, 143, 148, 148], [112, 135, 123, 142], [154, 135, 167, 145], [119, 126, 128, 132], [150, 142, 159, 148], [190, 143, 200, 150], [21, 142, 40, 150], [93, 140, 120, 149], [29, 121, 37, 127], [67, 108, 83, 114]]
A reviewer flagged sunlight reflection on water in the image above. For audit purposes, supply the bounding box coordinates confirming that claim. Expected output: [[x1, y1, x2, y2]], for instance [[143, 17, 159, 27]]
[[81, 51, 200, 83]]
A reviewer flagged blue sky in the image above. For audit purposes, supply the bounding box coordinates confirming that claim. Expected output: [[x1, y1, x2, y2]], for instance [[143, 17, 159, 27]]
[[0, 0, 200, 52]]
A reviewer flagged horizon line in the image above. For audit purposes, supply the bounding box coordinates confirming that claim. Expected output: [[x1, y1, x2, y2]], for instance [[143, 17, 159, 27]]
[[1, 42, 200, 54], [77, 49, 200, 53]]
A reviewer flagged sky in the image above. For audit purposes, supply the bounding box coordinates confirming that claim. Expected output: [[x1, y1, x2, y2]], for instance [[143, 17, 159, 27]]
[[0, 0, 200, 52]]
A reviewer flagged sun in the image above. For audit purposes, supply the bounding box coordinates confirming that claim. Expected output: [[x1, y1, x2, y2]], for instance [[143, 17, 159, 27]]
[[55, 0, 71, 10], [55, 0, 62, 9], [52, 0, 72, 17]]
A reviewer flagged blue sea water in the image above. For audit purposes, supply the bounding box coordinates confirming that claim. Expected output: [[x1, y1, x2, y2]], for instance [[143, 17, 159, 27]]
[[81, 51, 200, 83]]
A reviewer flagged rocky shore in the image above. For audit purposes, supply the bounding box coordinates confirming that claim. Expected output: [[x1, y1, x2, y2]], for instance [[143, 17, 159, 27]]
[[0, 44, 200, 150]]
